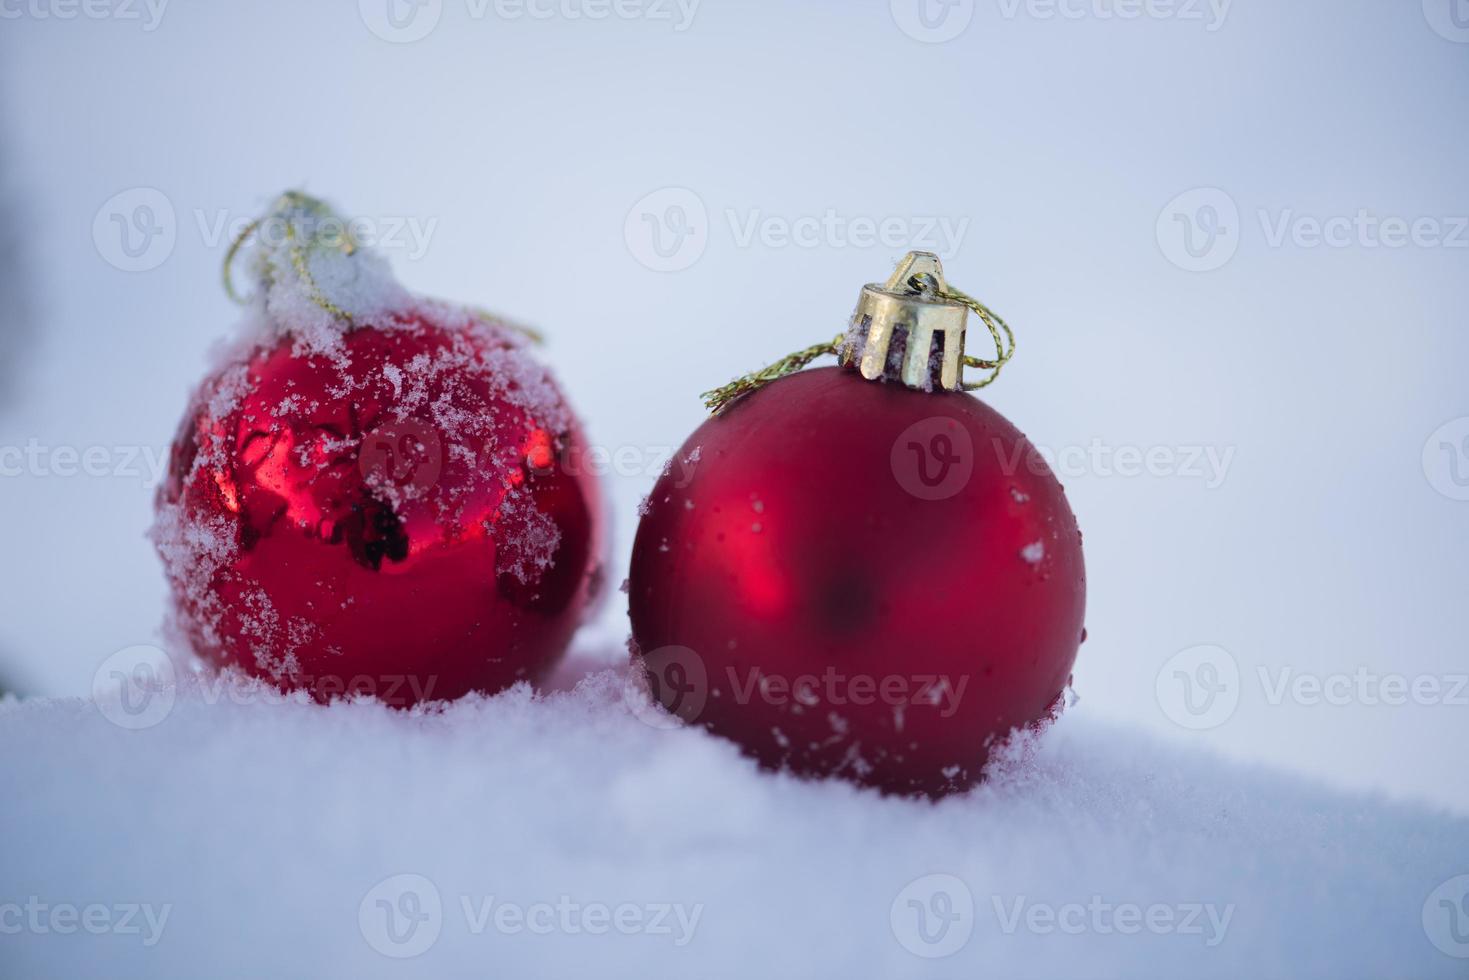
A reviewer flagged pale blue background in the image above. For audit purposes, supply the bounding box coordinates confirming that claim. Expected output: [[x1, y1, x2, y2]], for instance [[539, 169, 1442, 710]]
[[1, 0, 1466, 812]]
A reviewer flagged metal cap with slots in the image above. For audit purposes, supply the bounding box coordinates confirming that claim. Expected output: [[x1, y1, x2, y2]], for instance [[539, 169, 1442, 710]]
[[841, 250, 968, 391]]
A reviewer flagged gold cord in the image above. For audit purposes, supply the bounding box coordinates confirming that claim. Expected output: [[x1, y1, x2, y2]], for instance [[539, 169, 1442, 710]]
[[222, 218, 260, 305], [701, 334, 845, 414], [284, 222, 350, 321], [939, 285, 1015, 391], [219, 191, 356, 321]]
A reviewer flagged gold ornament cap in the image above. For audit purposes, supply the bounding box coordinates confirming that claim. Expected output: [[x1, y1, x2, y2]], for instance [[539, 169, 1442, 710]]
[[840, 251, 969, 391], [701, 250, 1013, 413]]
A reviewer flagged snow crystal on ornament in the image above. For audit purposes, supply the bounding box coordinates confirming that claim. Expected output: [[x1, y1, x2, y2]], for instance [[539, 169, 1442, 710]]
[[237, 586, 308, 681], [1020, 541, 1045, 564], [381, 362, 405, 398], [150, 502, 239, 653], [494, 487, 563, 585]]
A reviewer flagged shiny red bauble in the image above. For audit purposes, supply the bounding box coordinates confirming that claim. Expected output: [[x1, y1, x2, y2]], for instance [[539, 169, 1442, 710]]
[[155, 310, 603, 705], [628, 366, 1085, 797]]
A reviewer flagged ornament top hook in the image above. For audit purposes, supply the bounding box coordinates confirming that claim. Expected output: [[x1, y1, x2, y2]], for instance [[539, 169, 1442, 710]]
[[701, 250, 1014, 413], [840, 251, 969, 392]]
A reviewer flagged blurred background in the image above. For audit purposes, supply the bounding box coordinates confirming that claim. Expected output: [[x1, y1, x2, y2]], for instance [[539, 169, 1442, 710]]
[[0, 0, 1465, 812]]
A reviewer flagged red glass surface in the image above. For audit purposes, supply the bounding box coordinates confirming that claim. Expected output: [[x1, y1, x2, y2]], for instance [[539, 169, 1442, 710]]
[[628, 366, 1085, 797], [157, 315, 603, 705]]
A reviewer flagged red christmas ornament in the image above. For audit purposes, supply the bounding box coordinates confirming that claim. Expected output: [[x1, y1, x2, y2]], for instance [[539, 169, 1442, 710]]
[[154, 192, 603, 705], [628, 253, 1084, 797]]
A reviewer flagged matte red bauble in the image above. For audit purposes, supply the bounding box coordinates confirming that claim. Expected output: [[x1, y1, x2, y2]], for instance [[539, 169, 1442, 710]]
[[154, 192, 603, 705], [627, 253, 1084, 797]]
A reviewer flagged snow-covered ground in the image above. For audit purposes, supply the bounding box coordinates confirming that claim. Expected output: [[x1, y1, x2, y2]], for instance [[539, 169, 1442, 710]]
[[2, 646, 1464, 980], [2, 4, 1467, 977]]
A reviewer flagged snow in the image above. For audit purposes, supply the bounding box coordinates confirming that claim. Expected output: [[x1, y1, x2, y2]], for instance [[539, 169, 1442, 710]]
[[492, 486, 564, 585], [1, 648, 1464, 980], [232, 192, 413, 357]]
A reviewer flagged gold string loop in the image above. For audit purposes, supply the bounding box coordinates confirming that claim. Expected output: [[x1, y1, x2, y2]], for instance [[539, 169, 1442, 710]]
[[222, 217, 260, 305], [701, 335, 843, 414], [938, 284, 1015, 391], [219, 191, 358, 321]]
